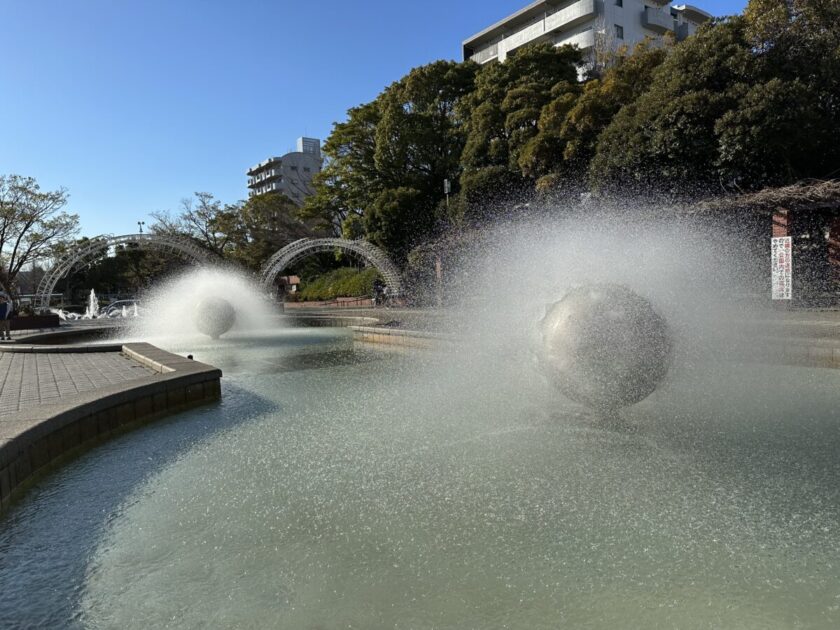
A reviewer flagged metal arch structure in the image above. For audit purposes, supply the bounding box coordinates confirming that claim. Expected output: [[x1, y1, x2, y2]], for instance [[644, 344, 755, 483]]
[[36, 233, 221, 310], [259, 238, 404, 295]]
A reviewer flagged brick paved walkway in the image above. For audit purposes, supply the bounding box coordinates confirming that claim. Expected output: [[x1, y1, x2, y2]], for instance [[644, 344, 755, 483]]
[[0, 352, 156, 417]]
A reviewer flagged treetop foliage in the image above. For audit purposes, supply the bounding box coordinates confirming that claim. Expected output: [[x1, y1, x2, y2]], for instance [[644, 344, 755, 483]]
[[295, 0, 840, 266]]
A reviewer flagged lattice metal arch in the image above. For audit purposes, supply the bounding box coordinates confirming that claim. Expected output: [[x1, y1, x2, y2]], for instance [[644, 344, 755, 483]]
[[259, 238, 403, 295], [36, 233, 221, 310]]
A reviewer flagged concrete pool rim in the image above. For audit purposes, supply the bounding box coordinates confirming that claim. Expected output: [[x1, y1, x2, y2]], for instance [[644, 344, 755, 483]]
[[0, 342, 221, 513]]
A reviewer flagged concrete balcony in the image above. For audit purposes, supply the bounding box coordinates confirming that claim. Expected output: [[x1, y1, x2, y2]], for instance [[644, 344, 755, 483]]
[[642, 6, 674, 33], [471, 42, 498, 64], [503, 16, 547, 52], [464, 0, 599, 63], [556, 28, 595, 51], [673, 4, 714, 24], [250, 168, 282, 185], [545, 0, 597, 34], [491, 0, 599, 60]]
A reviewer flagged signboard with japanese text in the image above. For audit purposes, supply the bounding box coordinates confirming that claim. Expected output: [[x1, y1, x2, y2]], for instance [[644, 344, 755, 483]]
[[771, 236, 792, 300]]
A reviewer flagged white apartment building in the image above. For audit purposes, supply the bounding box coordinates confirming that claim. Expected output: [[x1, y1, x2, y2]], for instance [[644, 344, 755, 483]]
[[247, 137, 323, 205], [462, 0, 712, 65]]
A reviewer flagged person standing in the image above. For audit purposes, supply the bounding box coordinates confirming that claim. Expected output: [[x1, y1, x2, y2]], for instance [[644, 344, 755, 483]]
[[372, 278, 384, 307], [0, 296, 11, 341]]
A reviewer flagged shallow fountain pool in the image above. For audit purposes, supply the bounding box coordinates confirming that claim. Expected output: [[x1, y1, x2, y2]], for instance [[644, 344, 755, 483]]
[[1, 328, 839, 628]]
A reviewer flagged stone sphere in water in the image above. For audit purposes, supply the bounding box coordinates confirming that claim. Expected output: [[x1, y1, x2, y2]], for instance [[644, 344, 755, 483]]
[[537, 284, 672, 412], [193, 297, 236, 339]]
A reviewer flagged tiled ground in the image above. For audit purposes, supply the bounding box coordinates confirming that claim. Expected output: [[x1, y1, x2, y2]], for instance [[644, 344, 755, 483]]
[[0, 352, 156, 417]]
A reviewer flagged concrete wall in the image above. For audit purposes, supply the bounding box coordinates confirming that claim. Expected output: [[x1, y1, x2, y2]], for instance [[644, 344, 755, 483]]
[[350, 326, 456, 349], [10, 314, 60, 331]]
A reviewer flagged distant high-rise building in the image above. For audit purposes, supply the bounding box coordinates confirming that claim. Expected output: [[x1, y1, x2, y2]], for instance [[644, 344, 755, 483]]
[[462, 1, 711, 66], [246, 137, 323, 205]]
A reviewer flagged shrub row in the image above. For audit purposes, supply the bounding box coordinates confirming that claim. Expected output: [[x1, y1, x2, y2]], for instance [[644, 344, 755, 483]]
[[297, 267, 381, 301]]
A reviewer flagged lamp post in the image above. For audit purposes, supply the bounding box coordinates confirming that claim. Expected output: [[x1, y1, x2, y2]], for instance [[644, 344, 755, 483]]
[[137, 221, 145, 234]]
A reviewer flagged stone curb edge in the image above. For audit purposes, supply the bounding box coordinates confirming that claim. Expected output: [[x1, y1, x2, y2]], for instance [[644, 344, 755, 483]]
[[0, 342, 222, 513]]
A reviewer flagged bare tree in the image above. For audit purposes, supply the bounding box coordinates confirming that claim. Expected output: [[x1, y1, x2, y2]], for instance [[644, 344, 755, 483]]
[[586, 15, 629, 78], [0, 175, 79, 296], [150, 192, 239, 256]]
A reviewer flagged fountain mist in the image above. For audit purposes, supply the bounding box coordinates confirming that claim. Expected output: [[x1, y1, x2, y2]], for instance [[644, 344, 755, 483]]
[[433, 210, 769, 388], [127, 266, 279, 342]]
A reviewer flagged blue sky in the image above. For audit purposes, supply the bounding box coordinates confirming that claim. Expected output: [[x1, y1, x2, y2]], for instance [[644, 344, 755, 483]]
[[1, 0, 748, 235]]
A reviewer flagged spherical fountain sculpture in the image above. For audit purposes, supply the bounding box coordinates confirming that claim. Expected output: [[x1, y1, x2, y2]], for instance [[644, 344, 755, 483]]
[[537, 284, 672, 413], [193, 296, 237, 339]]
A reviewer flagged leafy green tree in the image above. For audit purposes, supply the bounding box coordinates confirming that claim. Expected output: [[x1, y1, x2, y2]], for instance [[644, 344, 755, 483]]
[[232, 192, 315, 271], [744, 0, 840, 74], [364, 187, 426, 262], [304, 60, 477, 259], [0, 174, 79, 296], [459, 61, 511, 171], [300, 101, 382, 236], [518, 42, 666, 193], [561, 42, 667, 167], [591, 1, 840, 193], [375, 61, 476, 196], [461, 43, 580, 172], [374, 61, 477, 241], [737, 0, 840, 182], [503, 82, 550, 171], [590, 17, 754, 191], [457, 166, 528, 224], [341, 213, 365, 240], [714, 78, 821, 184], [516, 81, 580, 181], [459, 43, 582, 212], [291, 0, 840, 267]]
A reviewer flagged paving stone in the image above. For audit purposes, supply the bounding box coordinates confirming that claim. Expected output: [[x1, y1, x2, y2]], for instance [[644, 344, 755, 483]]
[[0, 352, 157, 417]]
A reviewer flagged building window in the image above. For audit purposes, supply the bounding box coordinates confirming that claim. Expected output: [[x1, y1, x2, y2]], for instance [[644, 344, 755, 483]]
[[303, 167, 311, 173], [615, 24, 624, 39], [615, 0, 622, 6]]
